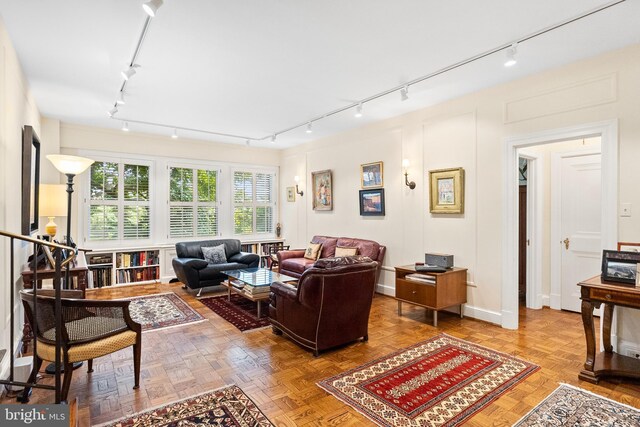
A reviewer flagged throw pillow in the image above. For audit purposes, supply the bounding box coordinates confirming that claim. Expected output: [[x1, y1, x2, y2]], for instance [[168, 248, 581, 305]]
[[335, 246, 358, 257], [202, 244, 227, 264], [304, 242, 323, 260]]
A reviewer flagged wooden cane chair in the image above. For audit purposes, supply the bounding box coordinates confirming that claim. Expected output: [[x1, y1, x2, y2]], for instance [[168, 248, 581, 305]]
[[264, 243, 290, 271], [20, 290, 142, 402]]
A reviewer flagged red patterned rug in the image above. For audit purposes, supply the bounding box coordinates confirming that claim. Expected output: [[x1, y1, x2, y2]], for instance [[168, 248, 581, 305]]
[[128, 292, 205, 332], [96, 384, 274, 426], [200, 293, 271, 332], [318, 334, 540, 426]]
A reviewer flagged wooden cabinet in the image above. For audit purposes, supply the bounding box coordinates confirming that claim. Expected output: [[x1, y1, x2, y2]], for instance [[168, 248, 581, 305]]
[[395, 265, 467, 327], [578, 276, 640, 384]]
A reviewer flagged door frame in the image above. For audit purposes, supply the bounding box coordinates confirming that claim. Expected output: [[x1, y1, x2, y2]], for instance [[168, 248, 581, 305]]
[[550, 147, 602, 311], [502, 120, 618, 329], [517, 151, 543, 309]]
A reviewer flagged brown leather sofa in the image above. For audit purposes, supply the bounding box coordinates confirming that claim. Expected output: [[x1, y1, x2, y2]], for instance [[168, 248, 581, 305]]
[[269, 256, 378, 356], [277, 235, 386, 283]]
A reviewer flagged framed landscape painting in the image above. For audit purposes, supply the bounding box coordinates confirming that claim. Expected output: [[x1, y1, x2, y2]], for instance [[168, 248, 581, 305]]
[[359, 189, 385, 216], [429, 167, 465, 214], [361, 161, 383, 188], [312, 170, 333, 211]]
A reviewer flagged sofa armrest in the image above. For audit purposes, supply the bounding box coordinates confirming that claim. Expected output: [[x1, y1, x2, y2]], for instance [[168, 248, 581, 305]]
[[270, 281, 298, 300], [277, 249, 306, 264], [229, 251, 260, 267], [173, 257, 209, 270]]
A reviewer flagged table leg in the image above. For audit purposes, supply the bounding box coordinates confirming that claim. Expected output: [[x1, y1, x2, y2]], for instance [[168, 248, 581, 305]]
[[257, 301, 262, 318], [602, 303, 614, 353], [460, 304, 464, 319], [398, 301, 402, 316], [227, 286, 231, 301], [434, 310, 438, 327], [579, 298, 598, 382]]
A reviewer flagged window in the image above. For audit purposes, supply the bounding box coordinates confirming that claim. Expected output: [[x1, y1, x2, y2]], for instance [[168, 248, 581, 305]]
[[89, 161, 150, 241], [169, 166, 218, 238], [233, 170, 275, 235]]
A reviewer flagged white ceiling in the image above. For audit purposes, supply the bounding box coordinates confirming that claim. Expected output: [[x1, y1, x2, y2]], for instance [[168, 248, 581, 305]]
[[1, 0, 639, 148]]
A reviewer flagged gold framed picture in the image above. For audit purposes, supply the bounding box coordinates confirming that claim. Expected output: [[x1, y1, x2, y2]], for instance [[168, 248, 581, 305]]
[[429, 167, 465, 214], [286, 186, 296, 202], [618, 242, 640, 252], [360, 161, 383, 189], [312, 169, 333, 211]]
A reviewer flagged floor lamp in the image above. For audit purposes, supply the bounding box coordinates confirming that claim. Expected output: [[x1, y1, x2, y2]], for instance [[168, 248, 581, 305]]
[[46, 154, 94, 374]]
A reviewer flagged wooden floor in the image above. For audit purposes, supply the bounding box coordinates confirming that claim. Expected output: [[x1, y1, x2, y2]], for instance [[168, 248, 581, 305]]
[[4, 282, 640, 426]]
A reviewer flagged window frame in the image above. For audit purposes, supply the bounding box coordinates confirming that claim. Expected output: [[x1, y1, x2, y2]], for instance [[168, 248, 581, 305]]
[[231, 167, 278, 239]]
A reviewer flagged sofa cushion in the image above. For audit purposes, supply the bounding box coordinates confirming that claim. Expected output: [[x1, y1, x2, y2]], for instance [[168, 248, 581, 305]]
[[281, 257, 315, 274], [337, 238, 380, 260], [202, 244, 227, 264], [335, 246, 358, 257], [304, 243, 322, 260], [311, 236, 339, 258]]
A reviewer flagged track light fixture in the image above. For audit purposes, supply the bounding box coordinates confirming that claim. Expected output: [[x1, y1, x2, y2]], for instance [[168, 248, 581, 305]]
[[306, 122, 313, 134], [142, 0, 164, 17], [355, 103, 363, 118], [108, 106, 118, 117], [400, 85, 409, 101], [122, 121, 129, 132], [116, 92, 126, 105], [171, 128, 178, 139], [271, 134, 277, 143], [121, 65, 140, 81], [504, 43, 518, 67], [246, 139, 251, 147]]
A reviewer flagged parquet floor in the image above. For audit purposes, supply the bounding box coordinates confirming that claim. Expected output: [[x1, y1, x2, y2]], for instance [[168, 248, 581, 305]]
[[4, 282, 640, 426]]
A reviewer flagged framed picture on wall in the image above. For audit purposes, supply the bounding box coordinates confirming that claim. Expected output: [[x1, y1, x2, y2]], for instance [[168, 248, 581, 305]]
[[312, 169, 333, 211], [359, 189, 385, 216], [360, 161, 383, 189], [22, 125, 41, 235], [618, 242, 640, 252], [429, 167, 465, 214], [286, 186, 296, 202]]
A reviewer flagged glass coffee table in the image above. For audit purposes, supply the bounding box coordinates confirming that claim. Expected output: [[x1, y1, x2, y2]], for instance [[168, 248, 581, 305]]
[[221, 268, 298, 317]]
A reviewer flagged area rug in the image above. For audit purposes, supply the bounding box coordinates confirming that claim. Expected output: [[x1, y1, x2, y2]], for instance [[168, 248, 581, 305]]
[[513, 383, 640, 426], [128, 292, 205, 332], [96, 384, 274, 427], [318, 333, 540, 427], [199, 293, 271, 332]]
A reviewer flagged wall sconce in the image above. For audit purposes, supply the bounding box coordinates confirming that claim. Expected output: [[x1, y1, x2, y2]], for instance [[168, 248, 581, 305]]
[[402, 159, 416, 190], [294, 175, 304, 196]]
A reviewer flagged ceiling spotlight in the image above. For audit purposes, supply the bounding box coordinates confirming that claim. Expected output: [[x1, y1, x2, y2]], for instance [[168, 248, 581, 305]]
[[306, 122, 313, 134], [121, 65, 139, 80], [504, 43, 518, 67], [142, 0, 164, 17], [171, 128, 178, 139], [246, 139, 251, 147], [116, 92, 126, 105], [108, 106, 118, 117], [400, 85, 409, 101], [122, 122, 129, 132], [354, 103, 363, 118], [271, 134, 276, 143]]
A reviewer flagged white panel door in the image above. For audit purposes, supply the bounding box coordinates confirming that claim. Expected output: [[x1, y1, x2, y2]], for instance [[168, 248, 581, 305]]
[[560, 154, 602, 312]]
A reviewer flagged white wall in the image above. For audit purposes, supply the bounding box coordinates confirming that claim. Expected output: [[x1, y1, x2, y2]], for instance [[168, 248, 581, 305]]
[[280, 44, 640, 340], [0, 17, 43, 375]]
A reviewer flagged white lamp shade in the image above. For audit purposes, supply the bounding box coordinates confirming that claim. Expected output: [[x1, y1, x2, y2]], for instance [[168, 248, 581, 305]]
[[39, 184, 68, 217], [143, 0, 164, 17], [294, 175, 300, 183], [47, 154, 94, 175], [402, 159, 410, 168]]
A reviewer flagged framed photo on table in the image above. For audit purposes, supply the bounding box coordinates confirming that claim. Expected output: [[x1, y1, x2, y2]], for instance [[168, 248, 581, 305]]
[[429, 167, 465, 214], [601, 250, 640, 285], [617, 242, 640, 252], [359, 189, 385, 216], [360, 161, 383, 189]]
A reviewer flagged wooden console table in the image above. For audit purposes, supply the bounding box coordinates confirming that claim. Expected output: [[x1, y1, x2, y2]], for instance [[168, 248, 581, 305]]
[[395, 265, 467, 327], [578, 275, 640, 383]]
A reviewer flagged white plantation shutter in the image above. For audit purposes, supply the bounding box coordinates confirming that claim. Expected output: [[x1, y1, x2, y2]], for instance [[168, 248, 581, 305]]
[[233, 170, 276, 236], [88, 161, 150, 241], [169, 166, 218, 238]]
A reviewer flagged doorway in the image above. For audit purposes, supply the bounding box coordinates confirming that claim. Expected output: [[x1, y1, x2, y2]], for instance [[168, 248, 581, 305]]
[[502, 121, 618, 330]]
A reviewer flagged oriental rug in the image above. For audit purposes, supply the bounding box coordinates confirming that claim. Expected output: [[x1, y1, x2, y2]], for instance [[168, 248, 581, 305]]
[[513, 383, 640, 426], [200, 294, 271, 332], [128, 292, 205, 332], [96, 384, 274, 427], [318, 333, 539, 427]]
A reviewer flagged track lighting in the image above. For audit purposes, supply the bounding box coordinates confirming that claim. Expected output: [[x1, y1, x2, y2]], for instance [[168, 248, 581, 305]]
[[121, 65, 139, 81], [116, 92, 126, 105], [355, 103, 363, 118], [271, 134, 276, 143], [504, 43, 518, 67], [306, 122, 313, 134], [142, 0, 164, 17], [108, 106, 118, 117], [246, 139, 251, 147], [122, 122, 129, 132], [400, 85, 409, 101], [171, 128, 178, 139]]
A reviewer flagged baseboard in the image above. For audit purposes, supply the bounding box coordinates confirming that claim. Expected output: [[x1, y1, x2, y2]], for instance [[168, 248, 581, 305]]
[[541, 294, 550, 307], [462, 305, 502, 325], [618, 338, 640, 358], [376, 283, 394, 296]]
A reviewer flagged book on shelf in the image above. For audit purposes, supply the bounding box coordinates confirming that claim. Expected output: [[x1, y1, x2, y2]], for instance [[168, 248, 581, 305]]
[[405, 273, 436, 284]]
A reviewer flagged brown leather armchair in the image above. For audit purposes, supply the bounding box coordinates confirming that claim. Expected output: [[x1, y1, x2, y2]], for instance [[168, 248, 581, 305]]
[[269, 256, 378, 356]]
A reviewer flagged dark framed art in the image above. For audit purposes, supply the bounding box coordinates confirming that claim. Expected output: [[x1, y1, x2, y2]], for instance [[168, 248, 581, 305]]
[[359, 189, 385, 216], [601, 250, 640, 285], [22, 125, 41, 235]]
